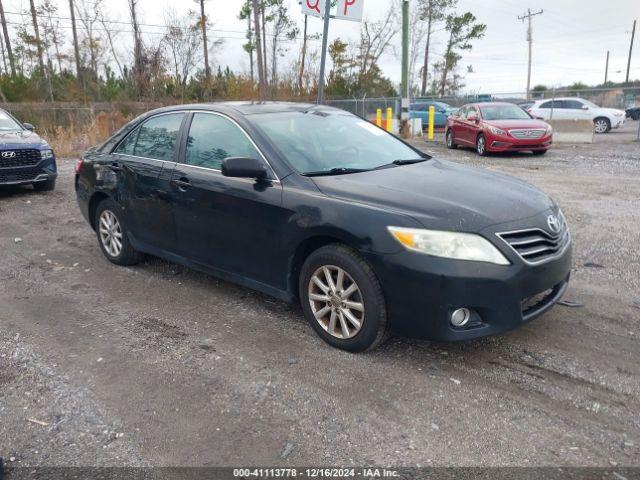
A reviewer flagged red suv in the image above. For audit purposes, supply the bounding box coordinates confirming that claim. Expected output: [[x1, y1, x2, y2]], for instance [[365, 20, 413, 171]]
[[445, 102, 552, 156]]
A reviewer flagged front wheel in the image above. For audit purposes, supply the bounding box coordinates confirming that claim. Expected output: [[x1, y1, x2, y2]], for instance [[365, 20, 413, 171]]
[[299, 244, 389, 353], [476, 133, 488, 156], [594, 117, 611, 134], [95, 199, 141, 266], [445, 129, 457, 149]]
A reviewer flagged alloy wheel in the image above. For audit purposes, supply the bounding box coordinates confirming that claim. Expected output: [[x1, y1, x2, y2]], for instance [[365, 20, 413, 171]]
[[594, 119, 609, 134], [308, 265, 365, 339], [446, 131, 453, 147], [99, 210, 123, 257], [477, 135, 485, 155]]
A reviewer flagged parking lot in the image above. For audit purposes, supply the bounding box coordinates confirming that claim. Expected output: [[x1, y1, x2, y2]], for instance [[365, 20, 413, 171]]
[[1, 120, 639, 468]]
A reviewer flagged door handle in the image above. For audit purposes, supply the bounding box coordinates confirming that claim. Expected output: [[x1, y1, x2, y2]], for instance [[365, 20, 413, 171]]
[[172, 177, 191, 191]]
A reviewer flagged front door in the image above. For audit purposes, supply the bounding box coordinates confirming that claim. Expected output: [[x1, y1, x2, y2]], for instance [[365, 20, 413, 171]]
[[170, 112, 286, 288]]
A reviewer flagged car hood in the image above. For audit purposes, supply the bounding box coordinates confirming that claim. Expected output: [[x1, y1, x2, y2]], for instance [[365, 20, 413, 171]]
[[483, 119, 550, 129], [599, 108, 625, 116], [311, 159, 555, 233], [0, 130, 48, 148]]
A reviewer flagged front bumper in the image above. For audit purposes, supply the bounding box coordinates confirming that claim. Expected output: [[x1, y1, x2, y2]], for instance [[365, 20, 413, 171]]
[[365, 237, 572, 342], [0, 158, 57, 186], [486, 132, 553, 152], [613, 117, 625, 129]]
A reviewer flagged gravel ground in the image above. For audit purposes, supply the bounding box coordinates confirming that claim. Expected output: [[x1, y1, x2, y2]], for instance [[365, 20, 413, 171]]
[[0, 121, 639, 470]]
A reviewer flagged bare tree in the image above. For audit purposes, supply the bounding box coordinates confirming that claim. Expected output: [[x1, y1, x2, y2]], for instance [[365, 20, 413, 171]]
[[76, 0, 104, 81], [358, 3, 400, 81], [28, 0, 45, 71], [418, 0, 456, 96], [239, 1, 255, 83], [266, 0, 297, 87], [163, 10, 202, 101], [298, 14, 308, 94], [40, 0, 65, 73], [0, 0, 15, 75], [99, 15, 123, 78]]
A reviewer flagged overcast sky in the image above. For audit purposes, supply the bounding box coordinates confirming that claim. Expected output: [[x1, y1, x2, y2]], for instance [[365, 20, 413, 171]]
[[4, 0, 639, 94]]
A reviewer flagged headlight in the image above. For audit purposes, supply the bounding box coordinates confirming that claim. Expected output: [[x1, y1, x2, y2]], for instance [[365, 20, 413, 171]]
[[41, 149, 54, 159], [487, 125, 507, 135], [614, 112, 624, 117], [546, 125, 553, 135], [387, 227, 510, 265]]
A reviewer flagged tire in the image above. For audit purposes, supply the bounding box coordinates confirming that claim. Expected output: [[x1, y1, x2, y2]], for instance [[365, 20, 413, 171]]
[[532, 150, 547, 156], [445, 129, 457, 149], [476, 133, 488, 156], [95, 199, 141, 266], [33, 179, 55, 191], [299, 244, 389, 353], [593, 117, 611, 134]]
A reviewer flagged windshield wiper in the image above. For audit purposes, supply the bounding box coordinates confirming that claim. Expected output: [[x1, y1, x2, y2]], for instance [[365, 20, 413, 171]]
[[303, 167, 370, 177], [373, 158, 428, 170]]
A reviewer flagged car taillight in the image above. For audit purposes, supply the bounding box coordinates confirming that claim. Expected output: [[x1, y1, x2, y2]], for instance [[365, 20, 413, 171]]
[[75, 158, 84, 174]]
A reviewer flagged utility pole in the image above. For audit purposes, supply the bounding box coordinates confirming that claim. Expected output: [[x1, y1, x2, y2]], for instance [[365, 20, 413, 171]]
[[68, 0, 81, 77], [518, 8, 544, 100], [0, 0, 15, 76], [199, 0, 211, 81], [251, 0, 266, 100], [604, 50, 609, 84], [317, 0, 332, 104], [401, 0, 410, 138], [626, 19, 636, 84]]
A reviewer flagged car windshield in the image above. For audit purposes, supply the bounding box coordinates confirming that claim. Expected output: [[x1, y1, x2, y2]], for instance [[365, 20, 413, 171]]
[[0, 110, 25, 131], [480, 105, 532, 120], [251, 111, 427, 175]]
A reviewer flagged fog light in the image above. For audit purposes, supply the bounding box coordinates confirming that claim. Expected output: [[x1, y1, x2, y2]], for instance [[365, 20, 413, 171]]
[[451, 308, 471, 327]]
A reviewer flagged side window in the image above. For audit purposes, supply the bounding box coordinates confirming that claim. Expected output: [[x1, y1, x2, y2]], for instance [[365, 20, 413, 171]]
[[564, 100, 584, 109], [133, 113, 184, 161], [114, 128, 138, 155], [457, 107, 468, 119], [185, 113, 261, 170], [539, 101, 554, 109]]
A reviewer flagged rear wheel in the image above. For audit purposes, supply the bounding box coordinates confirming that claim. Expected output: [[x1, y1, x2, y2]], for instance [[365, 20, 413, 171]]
[[445, 129, 457, 149], [95, 199, 141, 266], [476, 133, 488, 156], [299, 244, 389, 353], [593, 117, 611, 134], [33, 179, 55, 191]]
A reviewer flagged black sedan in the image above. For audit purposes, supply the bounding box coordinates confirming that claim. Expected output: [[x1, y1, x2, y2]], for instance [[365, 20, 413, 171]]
[[76, 102, 572, 352], [626, 106, 640, 121]]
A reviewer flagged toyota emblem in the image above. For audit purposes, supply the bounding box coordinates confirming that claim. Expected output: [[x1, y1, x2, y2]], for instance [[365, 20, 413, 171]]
[[1, 151, 16, 158], [547, 215, 561, 234]]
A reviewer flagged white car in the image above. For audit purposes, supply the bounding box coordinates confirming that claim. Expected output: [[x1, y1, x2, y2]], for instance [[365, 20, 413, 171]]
[[528, 97, 625, 134]]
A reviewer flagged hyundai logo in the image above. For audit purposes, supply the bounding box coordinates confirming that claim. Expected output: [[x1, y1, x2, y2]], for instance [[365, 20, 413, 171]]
[[547, 214, 561, 234], [1, 151, 16, 158]]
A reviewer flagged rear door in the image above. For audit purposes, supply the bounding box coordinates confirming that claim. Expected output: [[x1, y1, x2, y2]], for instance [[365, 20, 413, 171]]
[[170, 111, 286, 287], [110, 112, 185, 253]]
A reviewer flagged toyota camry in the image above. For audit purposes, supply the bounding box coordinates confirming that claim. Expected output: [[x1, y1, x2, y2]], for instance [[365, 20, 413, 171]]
[[76, 102, 571, 352]]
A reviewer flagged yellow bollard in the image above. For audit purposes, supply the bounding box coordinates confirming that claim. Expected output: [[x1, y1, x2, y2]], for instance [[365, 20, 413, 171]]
[[386, 107, 393, 133], [428, 105, 435, 141], [376, 108, 382, 127]]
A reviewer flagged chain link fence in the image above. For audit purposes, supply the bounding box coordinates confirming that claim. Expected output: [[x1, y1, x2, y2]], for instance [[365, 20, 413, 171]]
[[327, 87, 640, 122]]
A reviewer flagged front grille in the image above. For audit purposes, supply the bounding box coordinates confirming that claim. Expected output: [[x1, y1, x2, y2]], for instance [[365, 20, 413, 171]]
[[0, 168, 42, 183], [509, 129, 546, 139], [0, 149, 42, 168], [497, 220, 570, 265]]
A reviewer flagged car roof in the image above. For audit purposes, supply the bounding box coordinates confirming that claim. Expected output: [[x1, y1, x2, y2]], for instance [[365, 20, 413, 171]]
[[144, 101, 340, 116]]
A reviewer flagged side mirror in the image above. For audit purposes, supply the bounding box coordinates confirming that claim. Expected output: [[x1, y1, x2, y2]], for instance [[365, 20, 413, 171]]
[[221, 157, 267, 179], [581, 105, 589, 110], [23, 122, 35, 131]]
